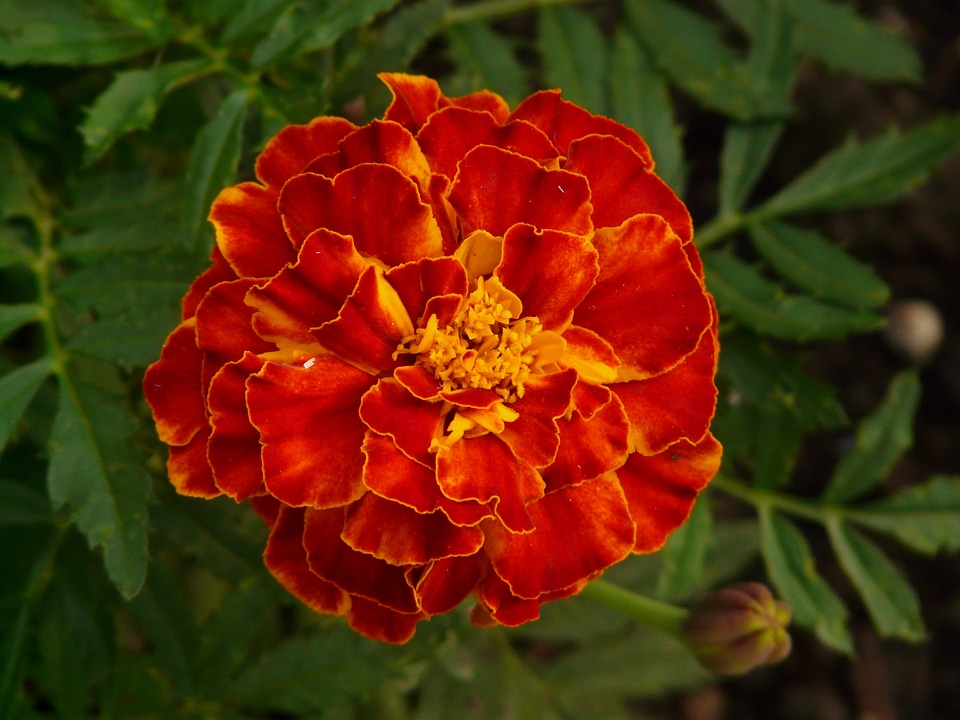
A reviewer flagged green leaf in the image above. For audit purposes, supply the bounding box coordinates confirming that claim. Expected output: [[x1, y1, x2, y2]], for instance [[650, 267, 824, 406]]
[[822, 370, 920, 504], [0, 0, 157, 66], [0, 357, 55, 450], [609, 26, 685, 194], [759, 507, 853, 652], [101, 0, 172, 42], [749, 402, 803, 488], [703, 250, 884, 340], [179, 89, 249, 252], [0, 228, 35, 269], [446, 21, 528, 107], [0, 133, 41, 222], [749, 221, 890, 309], [849, 476, 960, 555], [0, 480, 51, 525], [0, 303, 44, 344], [719, 121, 783, 215], [47, 372, 151, 599], [66, 305, 181, 368], [826, 518, 926, 641], [79, 59, 212, 165], [656, 494, 713, 600], [759, 113, 960, 217], [538, 5, 607, 115], [219, 0, 287, 43]]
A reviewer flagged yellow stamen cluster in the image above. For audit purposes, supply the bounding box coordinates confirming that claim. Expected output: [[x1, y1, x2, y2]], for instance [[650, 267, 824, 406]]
[[397, 277, 543, 402]]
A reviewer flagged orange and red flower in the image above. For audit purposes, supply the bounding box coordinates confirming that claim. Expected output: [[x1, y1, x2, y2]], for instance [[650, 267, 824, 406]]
[[144, 73, 721, 643]]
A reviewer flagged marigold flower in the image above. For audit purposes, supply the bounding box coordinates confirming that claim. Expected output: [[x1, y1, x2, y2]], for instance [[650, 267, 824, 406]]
[[144, 73, 721, 643]]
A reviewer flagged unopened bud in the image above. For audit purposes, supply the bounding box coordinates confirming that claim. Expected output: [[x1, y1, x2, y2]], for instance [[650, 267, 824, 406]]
[[681, 582, 792, 675]]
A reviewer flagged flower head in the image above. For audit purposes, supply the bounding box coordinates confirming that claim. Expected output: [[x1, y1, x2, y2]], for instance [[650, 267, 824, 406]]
[[144, 74, 721, 643]]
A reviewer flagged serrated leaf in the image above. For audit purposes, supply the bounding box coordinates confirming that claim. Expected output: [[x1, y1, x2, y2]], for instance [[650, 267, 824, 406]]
[[0, 357, 55, 450], [749, 221, 890, 309], [656, 495, 713, 599], [0, 480, 51, 525], [79, 59, 212, 165], [0, 0, 156, 66], [446, 21, 528, 107], [609, 27, 685, 194], [0, 132, 41, 222], [750, 402, 803, 488], [47, 374, 151, 598], [67, 305, 181, 368], [759, 113, 960, 217], [704, 250, 884, 340], [538, 5, 607, 115], [826, 518, 926, 641], [719, 121, 783, 215], [823, 370, 920, 504], [850, 476, 960, 555], [759, 507, 853, 652], [0, 303, 44, 344]]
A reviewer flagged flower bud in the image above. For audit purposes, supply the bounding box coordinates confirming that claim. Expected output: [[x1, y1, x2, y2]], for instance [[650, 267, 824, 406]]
[[681, 582, 792, 675]]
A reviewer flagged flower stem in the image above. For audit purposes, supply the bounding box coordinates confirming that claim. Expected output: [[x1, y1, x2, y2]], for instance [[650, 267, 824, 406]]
[[711, 474, 840, 525], [580, 578, 688, 639]]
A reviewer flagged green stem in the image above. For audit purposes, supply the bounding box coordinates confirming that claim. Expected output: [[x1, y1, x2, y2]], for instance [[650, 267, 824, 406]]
[[444, 0, 600, 26], [694, 211, 748, 250], [580, 578, 688, 639], [711, 474, 839, 525]]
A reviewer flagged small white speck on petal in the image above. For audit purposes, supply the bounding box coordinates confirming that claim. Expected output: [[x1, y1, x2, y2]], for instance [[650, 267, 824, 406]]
[[303, 357, 316, 369]]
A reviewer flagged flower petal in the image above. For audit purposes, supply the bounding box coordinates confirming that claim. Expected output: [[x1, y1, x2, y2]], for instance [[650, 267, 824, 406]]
[[384, 256, 468, 329], [303, 507, 420, 614], [448, 146, 593, 237], [379, 72, 444, 133], [263, 505, 350, 615], [207, 351, 266, 501], [181, 246, 237, 320], [574, 214, 712, 380], [495, 224, 598, 331], [393, 364, 442, 401], [247, 358, 373, 508], [347, 595, 424, 644], [557, 325, 621, 385], [245, 228, 369, 349], [168, 429, 219, 497], [565, 134, 692, 242], [360, 379, 443, 467], [498, 369, 577, 469], [509, 89, 653, 163], [477, 571, 590, 627], [415, 554, 486, 615], [254, 116, 357, 188], [338, 120, 432, 185], [482, 473, 635, 599], [209, 183, 296, 278], [144, 319, 205, 446], [614, 322, 719, 456], [362, 432, 442, 512], [342, 492, 484, 566], [617, 433, 722, 553], [436, 434, 544, 533], [449, 89, 510, 122], [278, 165, 443, 266]]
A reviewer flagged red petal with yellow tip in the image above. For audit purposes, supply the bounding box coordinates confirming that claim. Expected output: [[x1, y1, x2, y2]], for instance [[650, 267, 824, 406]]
[[380, 72, 444, 133], [278, 165, 443, 266], [498, 369, 577, 469], [209, 183, 296, 278], [614, 325, 719, 456], [303, 507, 420, 614], [254, 116, 357, 188], [342, 492, 484, 566], [575, 215, 712, 380], [509, 89, 653, 163], [482, 474, 634, 598], [247, 358, 372, 508], [168, 429, 219, 497], [245, 228, 368, 349], [542, 387, 630, 493], [360, 379, 443, 467], [347, 596, 424, 644], [449, 90, 510, 122], [144, 320, 205, 447], [436, 434, 544, 533], [263, 505, 349, 615], [448, 146, 593, 237], [207, 352, 266, 501], [362, 432, 442, 513], [181, 246, 236, 320], [618, 433, 722, 553], [495, 224, 598, 331], [477, 569, 590, 627], [338, 120, 432, 184], [416, 554, 486, 615], [384, 256, 467, 328], [566, 135, 693, 242], [393, 364, 442, 401], [558, 325, 621, 385]]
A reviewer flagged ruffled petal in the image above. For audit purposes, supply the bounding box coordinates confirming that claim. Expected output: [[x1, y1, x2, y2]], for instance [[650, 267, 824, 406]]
[[498, 369, 577, 469], [247, 358, 373, 508], [249, 494, 281, 527], [384, 256, 468, 329], [617, 433, 722, 553], [415, 554, 486, 615], [508, 89, 653, 163], [303, 507, 420, 614], [181, 246, 236, 320], [263, 505, 350, 615], [448, 146, 593, 238], [255, 116, 357, 188], [477, 571, 590, 627], [557, 325, 621, 385], [338, 119, 432, 185], [347, 595, 424, 644], [574, 214, 712, 380], [379, 72, 444, 133], [207, 351, 266, 501], [565, 134, 692, 242], [278, 165, 443, 266], [393, 364, 442, 401], [245, 228, 369, 349], [436, 434, 544, 533], [362, 432, 442, 512], [360, 379, 443, 467], [614, 322, 719, 456], [168, 429, 219, 497], [209, 183, 296, 278], [144, 319, 205, 446], [494, 224, 598, 331], [542, 385, 630, 493], [449, 89, 510, 122], [342, 492, 484, 565]]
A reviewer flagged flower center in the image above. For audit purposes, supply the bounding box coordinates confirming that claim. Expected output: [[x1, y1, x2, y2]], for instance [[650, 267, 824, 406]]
[[398, 277, 545, 403]]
